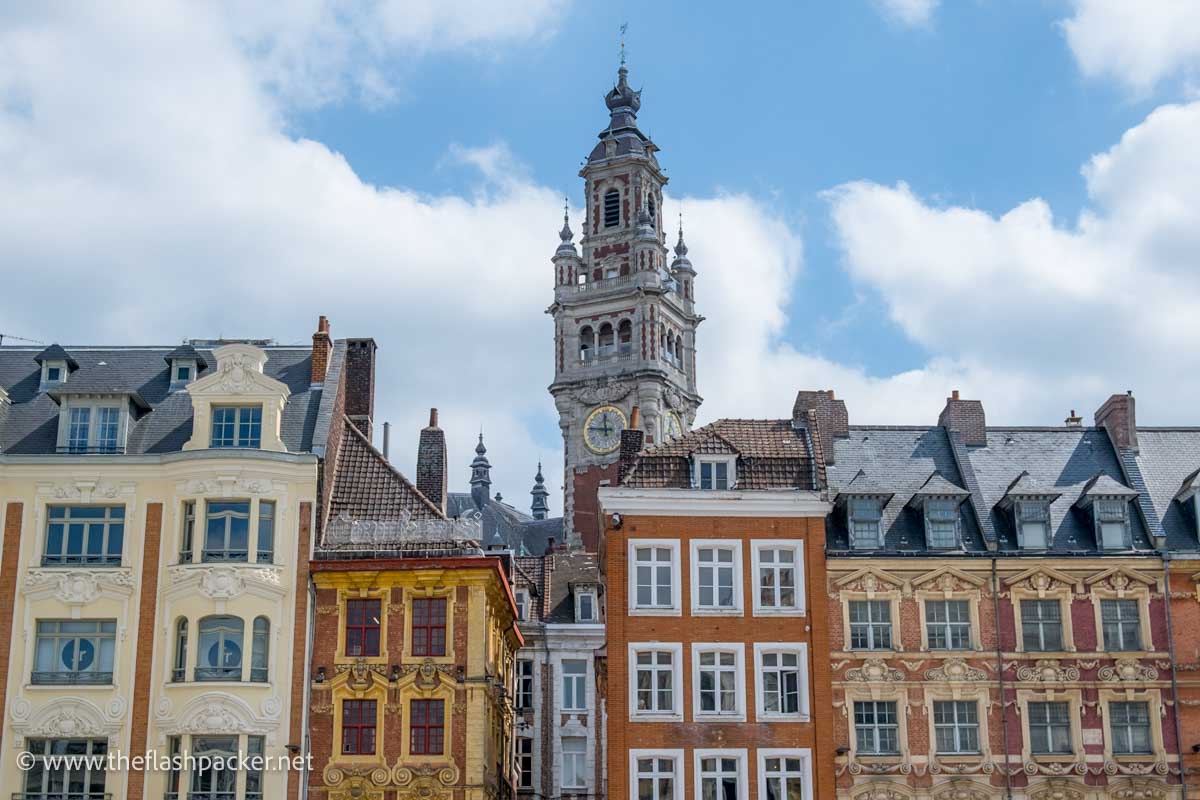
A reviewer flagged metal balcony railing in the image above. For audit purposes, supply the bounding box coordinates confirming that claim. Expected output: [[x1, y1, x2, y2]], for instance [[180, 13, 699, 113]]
[[194, 666, 242, 682], [31, 671, 113, 686]]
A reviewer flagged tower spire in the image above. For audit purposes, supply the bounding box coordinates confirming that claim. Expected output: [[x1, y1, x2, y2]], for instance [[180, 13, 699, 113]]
[[530, 462, 550, 520], [470, 431, 492, 511], [619, 22, 627, 67]]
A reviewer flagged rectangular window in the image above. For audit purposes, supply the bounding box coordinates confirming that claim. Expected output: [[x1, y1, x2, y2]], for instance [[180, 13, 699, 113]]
[[925, 600, 972, 650], [577, 591, 596, 621], [698, 755, 742, 799], [1028, 701, 1072, 754], [1017, 501, 1050, 549], [166, 735, 183, 797], [22, 739, 108, 799], [210, 405, 262, 448], [562, 660, 587, 711], [245, 735, 265, 800], [203, 500, 250, 562], [1096, 499, 1129, 549], [180, 500, 196, 563], [696, 650, 738, 715], [410, 699, 445, 755], [848, 600, 892, 650], [43, 505, 124, 566], [176, 365, 192, 381], [411, 597, 447, 657], [925, 498, 960, 548], [698, 460, 730, 490], [849, 498, 883, 549], [341, 699, 377, 755], [757, 546, 798, 611], [67, 406, 91, 453], [763, 755, 807, 800], [635, 650, 675, 714], [933, 700, 980, 754], [1101, 599, 1142, 651], [517, 737, 534, 788], [696, 545, 736, 609], [256, 500, 275, 563], [854, 701, 900, 755], [189, 736, 238, 798], [562, 737, 587, 788], [635, 756, 677, 800], [515, 589, 528, 621], [515, 659, 534, 710], [1021, 600, 1063, 652], [32, 620, 116, 685], [345, 598, 382, 657], [1109, 701, 1152, 755], [759, 650, 803, 716], [45, 365, 62, 383], [604, 190, 620, 228], [95, 407, 121, 453], [634, 546, 675, 609]]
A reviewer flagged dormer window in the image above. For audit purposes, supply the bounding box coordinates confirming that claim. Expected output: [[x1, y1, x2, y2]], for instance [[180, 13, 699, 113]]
[[210, 405, 262, 448], [1095, 498, 1131, 550], [164, 345, 207, 391], [1016, 501, 1051, 549], [695, 456, 735, 490], [576, 590, 597, 622], [514, 589, 529, 622], [57, 403, 126, 454], [44, 363, 65, 384], [924, 499, 961, 549], [849, 497, 884, 549]]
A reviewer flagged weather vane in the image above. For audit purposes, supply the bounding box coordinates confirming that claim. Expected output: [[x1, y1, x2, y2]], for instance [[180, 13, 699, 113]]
[[619, 22, 628, 66]]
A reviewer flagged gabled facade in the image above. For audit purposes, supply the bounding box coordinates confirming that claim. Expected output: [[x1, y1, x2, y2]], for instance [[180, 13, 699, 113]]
[[598, 411, 836, 800], [808, 388, 1188, 800], [0, 316, 365, 800]]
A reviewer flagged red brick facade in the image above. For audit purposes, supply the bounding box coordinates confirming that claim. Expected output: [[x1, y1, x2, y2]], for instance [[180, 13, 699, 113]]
[[126, 502, 163, 800], [0, 502, 22, 753]]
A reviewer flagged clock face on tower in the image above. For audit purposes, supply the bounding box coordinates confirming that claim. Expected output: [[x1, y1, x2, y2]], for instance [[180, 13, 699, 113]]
[[583, 405, 627, 454], [664, 411, 683, 440]]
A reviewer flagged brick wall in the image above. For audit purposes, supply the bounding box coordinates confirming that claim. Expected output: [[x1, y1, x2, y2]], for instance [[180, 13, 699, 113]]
[[126, 502, 163, 800], [286, 502, 312, 800], [572, 463, 620, 551], [344, 338, 376, 441], [0, 502, 23, 753]]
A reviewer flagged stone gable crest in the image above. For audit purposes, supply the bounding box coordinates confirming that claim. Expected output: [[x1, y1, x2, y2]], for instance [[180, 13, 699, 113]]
[[834, 567, 908, 598]]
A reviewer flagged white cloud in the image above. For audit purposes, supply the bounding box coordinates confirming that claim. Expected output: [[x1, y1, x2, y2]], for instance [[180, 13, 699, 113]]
[[826, 100, 1200, 424], [1061, 0, 1200, 93], [871, 0, 939, 29]]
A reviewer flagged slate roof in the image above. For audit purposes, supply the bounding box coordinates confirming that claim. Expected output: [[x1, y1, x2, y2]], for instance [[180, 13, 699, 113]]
[[1128, 429, 1200, 552], [826, 426, 1163, 556], [622, 418, 817, 490], [447, 493, 564, 557], [325, 420, 445, 526], [0, 345, 321, 454]]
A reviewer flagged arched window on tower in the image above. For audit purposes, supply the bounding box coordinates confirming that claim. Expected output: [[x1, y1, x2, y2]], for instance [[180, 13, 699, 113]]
[[604, 190, 620, 228], [618, 320, 633, 357], [666, 331, 676, 365], [648, 195, 656, 226], [579, 326, 595, 363], [660, 327, 667, 359], [598, 323, 615, 358], [675, 334, 684, 366]]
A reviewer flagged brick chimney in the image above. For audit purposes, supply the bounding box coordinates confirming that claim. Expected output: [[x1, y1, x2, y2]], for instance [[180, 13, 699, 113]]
[[938, 390, 987, 447], [345, 338, 377, 440], [1095, 392, 1137, 451], [1065, 409, 1083, 428], [311, 315, 332, 384], [415, 408, 448, 514], [618, 406, 646, 484], [792, 389, 849, 464]]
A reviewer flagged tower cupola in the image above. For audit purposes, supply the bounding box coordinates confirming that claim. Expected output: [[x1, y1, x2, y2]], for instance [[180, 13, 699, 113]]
[[530, 462, 550, 520], [469, 433, 492, 511]]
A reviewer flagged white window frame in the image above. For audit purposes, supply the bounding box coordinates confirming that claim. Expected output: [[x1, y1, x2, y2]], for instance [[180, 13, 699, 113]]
[[691, 643, 746, 722], [561, 659, 588, 712], [689, 539, 744, 615], [757, 749, 813, 800], [693, 455, 737, 490], [561, 736, 587, 789], [514, 589, 529, 621], [41, 360, 68, 389], [516, 735, 534, 789], [693, 749, 749, 800], [753, 642, 810, 721], [628, 642, 683, 722], [628, 539, 682, 616], [514, 658, 534, 710], [750, 539, 806, 616], [629, 749, 684, 800], [55, 401, 128, 453], [575, 589, 597, 622]]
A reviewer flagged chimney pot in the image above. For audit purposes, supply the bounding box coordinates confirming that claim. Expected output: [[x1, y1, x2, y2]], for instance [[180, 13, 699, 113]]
[[429, 408, 439, 428], [311, 316, 334, 385], [629, 406, 641, 429], [792, 389, 849, 465], [939, 391, 987, 447], [951, 389, 960, 401], [415, 406, 448, 514]]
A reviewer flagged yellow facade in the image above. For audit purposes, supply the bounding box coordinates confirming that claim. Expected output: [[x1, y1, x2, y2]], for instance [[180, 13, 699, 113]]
[[309, 561, 522, 800]]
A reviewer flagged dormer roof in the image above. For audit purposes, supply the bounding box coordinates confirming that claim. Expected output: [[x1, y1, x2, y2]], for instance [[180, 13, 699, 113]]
[[34, 344, 79, 370], [47, 361, 150, 411], [1076, 473, 1138, 507], [163, 344, 209, 370]]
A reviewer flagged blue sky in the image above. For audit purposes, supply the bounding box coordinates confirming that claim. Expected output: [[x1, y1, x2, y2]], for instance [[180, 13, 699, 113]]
[[2, 1, 1199, 514]]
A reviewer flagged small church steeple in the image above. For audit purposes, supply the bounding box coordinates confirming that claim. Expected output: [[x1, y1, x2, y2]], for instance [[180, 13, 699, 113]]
[[530, 462, 550, 520], [469, 432, 492, 511]]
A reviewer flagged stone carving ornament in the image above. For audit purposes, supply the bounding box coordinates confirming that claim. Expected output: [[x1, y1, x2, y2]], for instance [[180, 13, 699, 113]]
[[25, 568, 135, 604], [932, 782, 992, 800], [1109, 780, 1168, 799], [850, 783, 909, 800], [1027, 780, 1085, 800], [1016, 660, 1080, 682], [845, 659, 905, 683], [1098, 658, 1158, 682], [199, 567, 245, 599], [924, 658, 987, 682], [571, 380, 635, 405]]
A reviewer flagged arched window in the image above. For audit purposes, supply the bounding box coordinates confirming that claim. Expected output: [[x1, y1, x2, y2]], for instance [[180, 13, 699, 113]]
[[598, 323, 615, 357], [579, 326, 595, 362], [618, 320, 633, 356], [666, 332, 676, 364], [197, 616, 243, 681], [660, 327, 667, 357], [172, 618, 188, 682], [647, 195, 656, 224], [604, 190, 620, 228], [251, 617, 269, 682], [675, 335, 684, 364]]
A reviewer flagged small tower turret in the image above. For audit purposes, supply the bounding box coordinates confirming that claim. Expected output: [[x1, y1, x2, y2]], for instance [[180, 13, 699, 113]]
[[530, 462, 550, 520], [469, 433, 492, 511]]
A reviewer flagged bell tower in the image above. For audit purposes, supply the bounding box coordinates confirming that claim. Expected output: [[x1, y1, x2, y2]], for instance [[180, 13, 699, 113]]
[[548, 59, 702, 550]]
